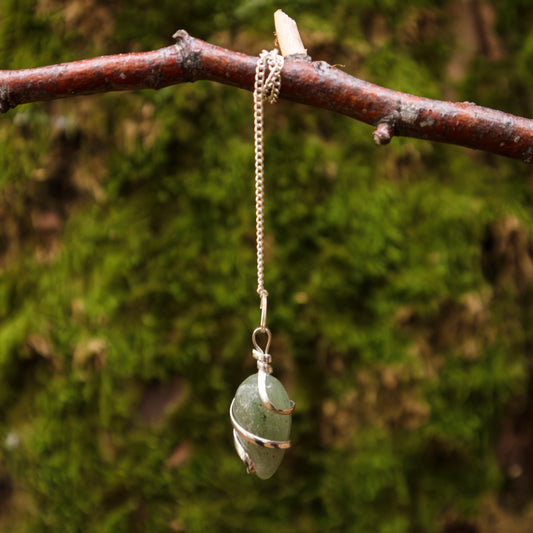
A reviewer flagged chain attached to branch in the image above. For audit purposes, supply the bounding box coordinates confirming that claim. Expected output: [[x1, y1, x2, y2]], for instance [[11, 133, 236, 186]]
[[230, 47, 294, 481], [254, 49, 284, 330]]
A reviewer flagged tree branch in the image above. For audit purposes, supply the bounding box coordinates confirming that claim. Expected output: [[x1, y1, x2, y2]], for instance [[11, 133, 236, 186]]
[[1, 30, 532, 163]]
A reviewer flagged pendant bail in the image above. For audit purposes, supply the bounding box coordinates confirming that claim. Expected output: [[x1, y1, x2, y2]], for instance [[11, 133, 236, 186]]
[[252, 326, 272, 356]]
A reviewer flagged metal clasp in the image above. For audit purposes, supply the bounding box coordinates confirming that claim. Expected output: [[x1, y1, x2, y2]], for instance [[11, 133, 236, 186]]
[[259, 290, 268, 331]]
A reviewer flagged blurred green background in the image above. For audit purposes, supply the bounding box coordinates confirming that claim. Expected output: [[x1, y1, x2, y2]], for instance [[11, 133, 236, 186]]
[[1, 1, 533, 531]]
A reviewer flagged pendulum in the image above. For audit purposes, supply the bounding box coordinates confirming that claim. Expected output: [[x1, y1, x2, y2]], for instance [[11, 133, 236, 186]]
[[230, 320, 295, 479], [230, 49, 295, 479], [229, 49, 294, 479]]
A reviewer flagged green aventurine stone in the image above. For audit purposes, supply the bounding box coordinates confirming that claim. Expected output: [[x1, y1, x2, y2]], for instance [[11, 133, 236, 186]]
[[233, 373, 292, 480]]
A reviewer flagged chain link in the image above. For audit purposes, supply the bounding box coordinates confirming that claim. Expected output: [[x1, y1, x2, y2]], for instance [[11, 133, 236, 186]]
[[254, 49, 284, 325]]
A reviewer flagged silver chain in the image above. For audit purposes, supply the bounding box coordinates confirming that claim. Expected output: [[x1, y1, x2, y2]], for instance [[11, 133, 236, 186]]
[[253, 49, 284, 329]]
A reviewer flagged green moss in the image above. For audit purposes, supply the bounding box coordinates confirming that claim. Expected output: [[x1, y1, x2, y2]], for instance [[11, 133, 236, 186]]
[[1, 1, 533, 531]]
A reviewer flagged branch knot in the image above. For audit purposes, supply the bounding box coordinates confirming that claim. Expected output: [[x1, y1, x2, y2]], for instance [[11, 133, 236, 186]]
[[373, 113, 399, 146], [173, 30, 201, 82]]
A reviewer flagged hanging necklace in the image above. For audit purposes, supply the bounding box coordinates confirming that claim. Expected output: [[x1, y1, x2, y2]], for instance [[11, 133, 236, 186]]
[[229, 49, 295, 480]]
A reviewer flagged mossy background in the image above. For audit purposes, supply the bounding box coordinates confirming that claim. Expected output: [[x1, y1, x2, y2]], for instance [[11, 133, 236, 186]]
[[1, 1, 533, 532]]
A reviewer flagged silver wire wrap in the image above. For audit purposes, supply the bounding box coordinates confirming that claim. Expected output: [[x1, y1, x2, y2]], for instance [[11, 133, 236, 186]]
[[230, 399, 292, 450], [252, 329, 295, 415], [231, 50, 294, 474], [230, 326, 294, 474]]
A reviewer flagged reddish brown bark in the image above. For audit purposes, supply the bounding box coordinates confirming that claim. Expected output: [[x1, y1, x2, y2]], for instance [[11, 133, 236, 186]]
[[1, 30, 532, 163]]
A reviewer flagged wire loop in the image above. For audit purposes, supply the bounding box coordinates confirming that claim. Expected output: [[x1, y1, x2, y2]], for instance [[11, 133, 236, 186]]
[[252, 327, 272, 356]]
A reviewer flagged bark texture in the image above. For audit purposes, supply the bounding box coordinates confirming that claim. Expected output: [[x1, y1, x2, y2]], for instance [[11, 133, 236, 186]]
[[1, 30, 533, 163]]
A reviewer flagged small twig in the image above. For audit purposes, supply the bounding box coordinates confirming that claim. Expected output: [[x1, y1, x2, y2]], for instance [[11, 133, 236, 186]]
[[373, 119, 396, 146], [274, 10, 308, 57]]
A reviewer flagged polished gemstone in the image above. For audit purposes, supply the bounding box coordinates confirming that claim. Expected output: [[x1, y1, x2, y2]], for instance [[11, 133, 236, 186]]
[[233, 373, 292, 479]]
